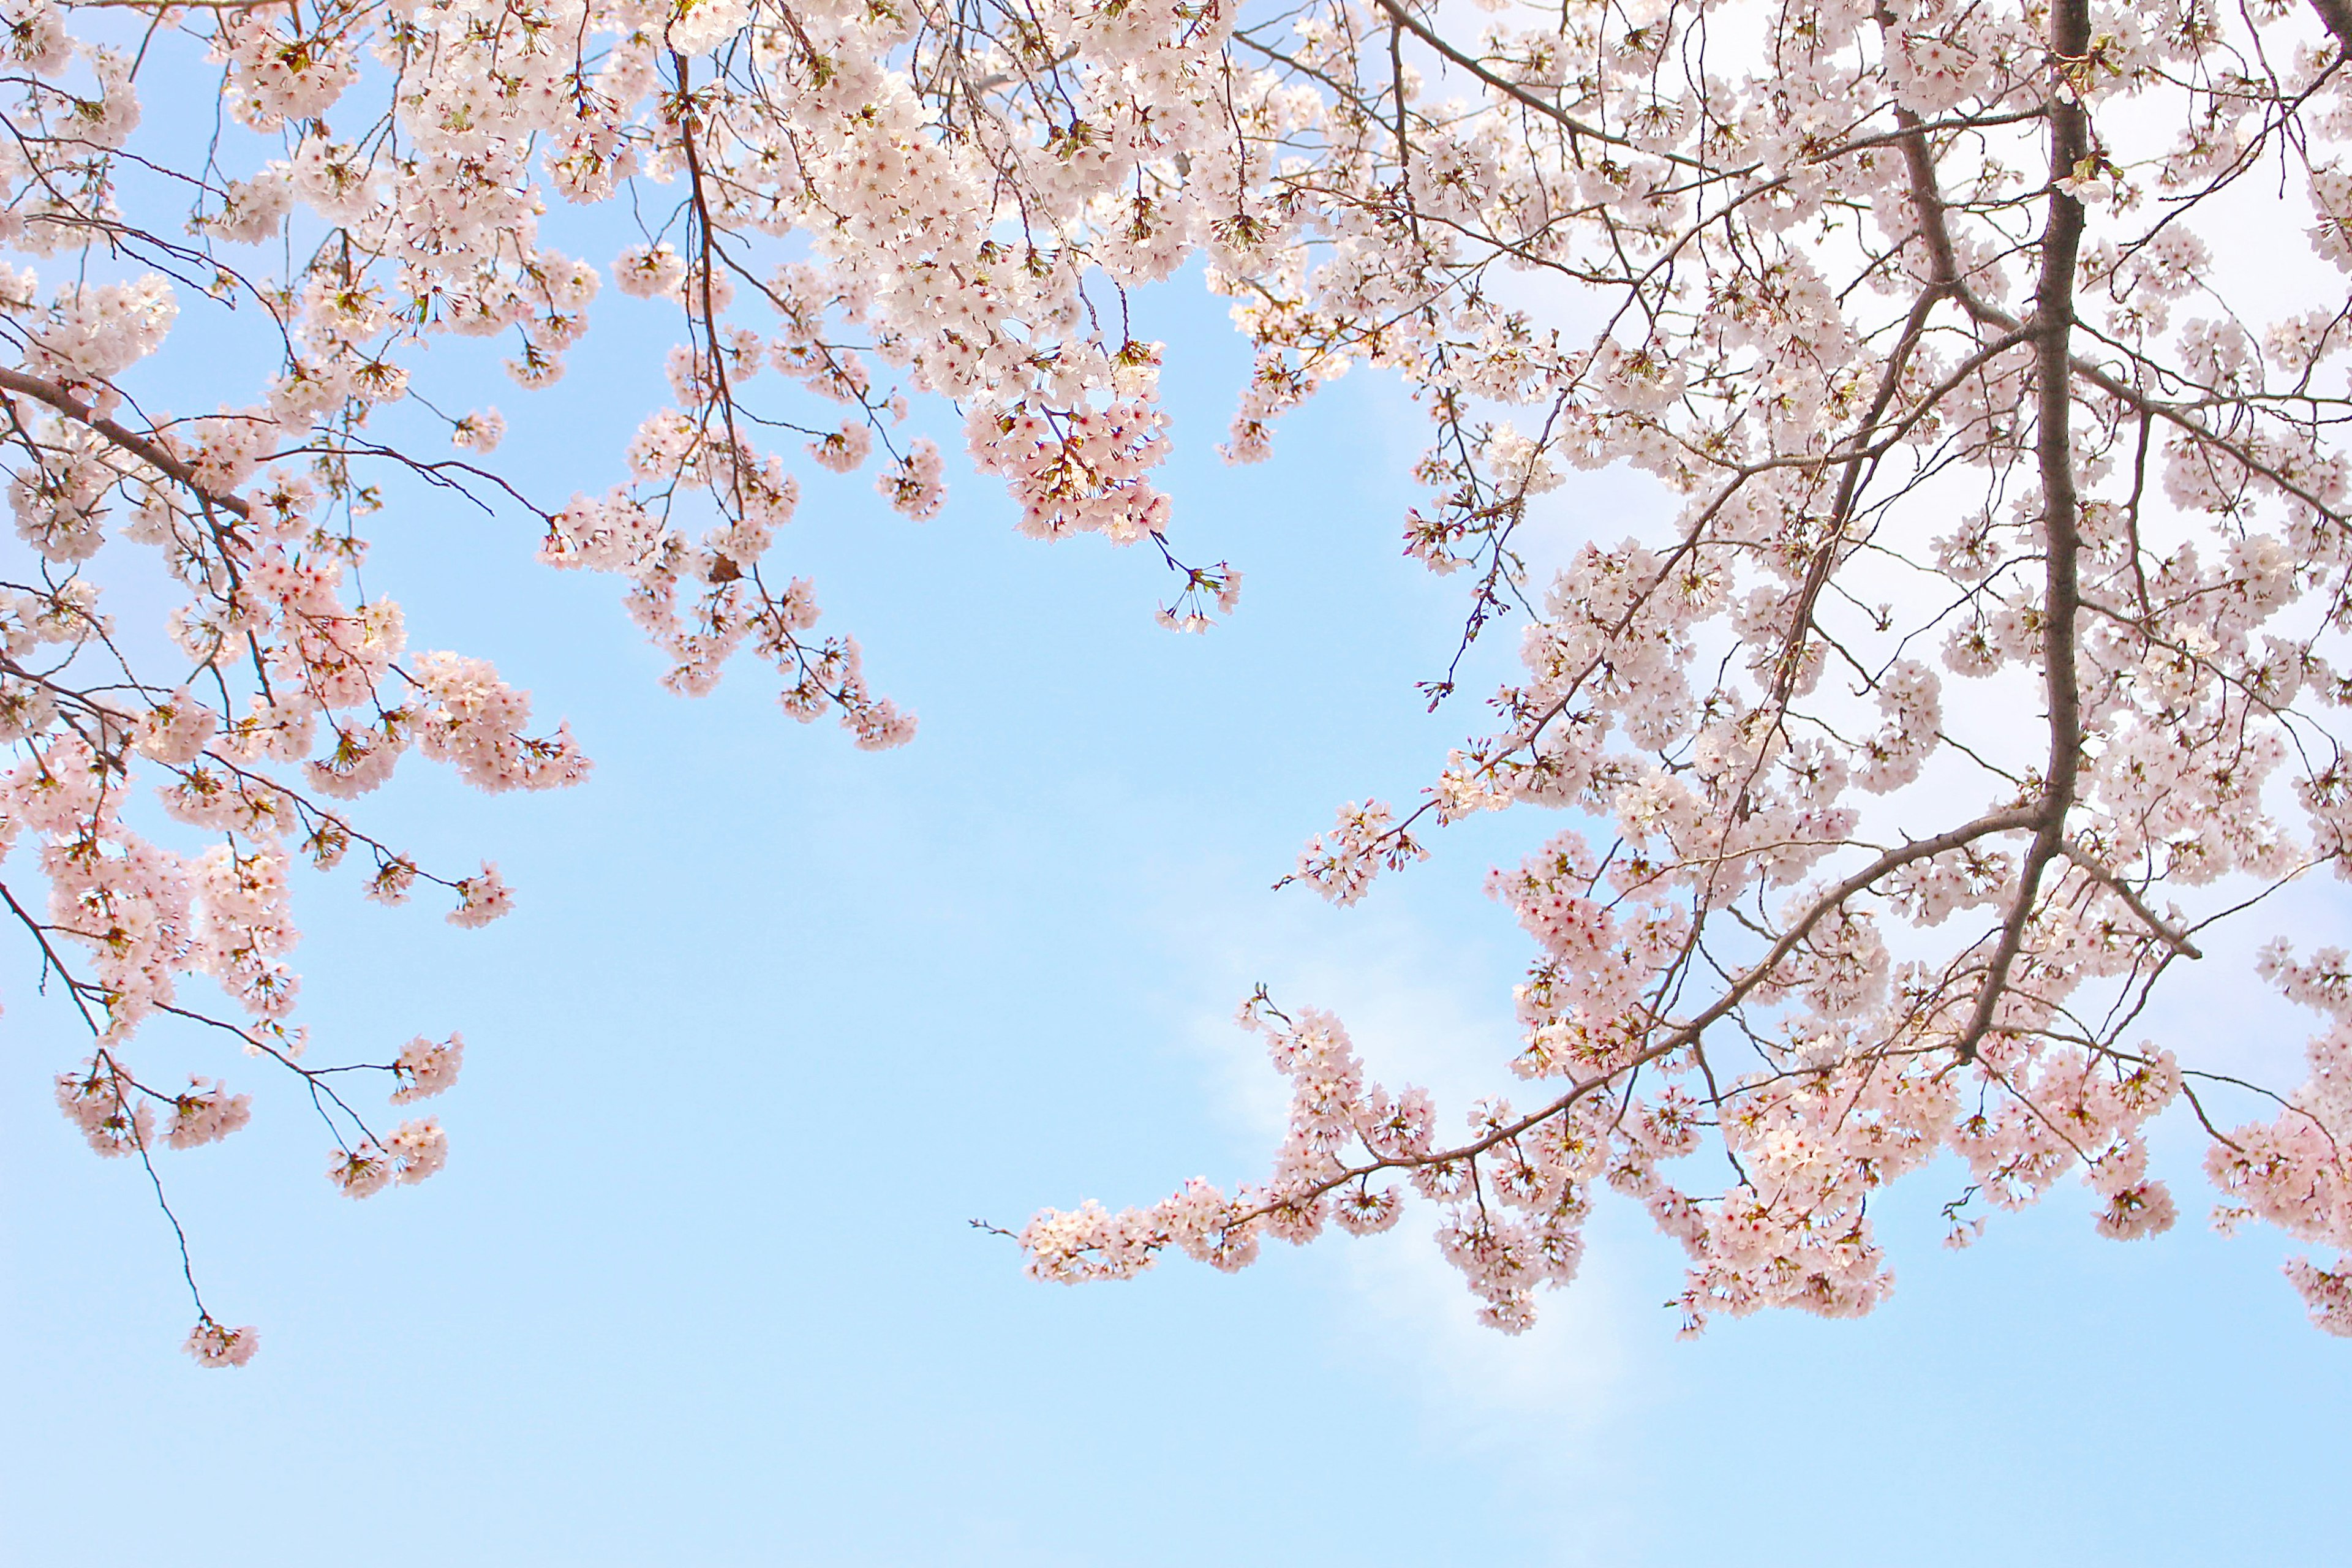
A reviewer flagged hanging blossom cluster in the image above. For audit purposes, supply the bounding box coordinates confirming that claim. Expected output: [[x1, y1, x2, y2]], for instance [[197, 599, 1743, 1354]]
[[1022, 0, 2352, 1339], [9, 0, 2352, 1359], [0, 0, 1288, 1360]]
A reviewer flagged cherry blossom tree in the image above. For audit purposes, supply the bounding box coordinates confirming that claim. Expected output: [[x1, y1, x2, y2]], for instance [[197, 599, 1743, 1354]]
[[4, 0, 2350, 1364]]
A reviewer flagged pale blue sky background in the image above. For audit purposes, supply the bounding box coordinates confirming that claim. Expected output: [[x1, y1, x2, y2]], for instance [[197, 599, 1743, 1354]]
[[4, 239, 2350, 1564]]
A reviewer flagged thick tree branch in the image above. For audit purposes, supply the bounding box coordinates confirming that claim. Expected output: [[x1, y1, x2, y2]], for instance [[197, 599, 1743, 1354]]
[[0, 366, 249, 519], [1953, 0, 2092, 1065], [2059, 843, 2204, 960]]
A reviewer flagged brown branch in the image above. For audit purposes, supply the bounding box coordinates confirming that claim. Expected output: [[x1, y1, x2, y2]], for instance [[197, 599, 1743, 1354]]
[[1368, 0, 1696, 167], [0, 366, 250, 519], [2310, 0, 2352, 53], [1953, 0, 2092, 1066], [1236, 805, 2042, 1225], [2058, 843, 2204, 959]]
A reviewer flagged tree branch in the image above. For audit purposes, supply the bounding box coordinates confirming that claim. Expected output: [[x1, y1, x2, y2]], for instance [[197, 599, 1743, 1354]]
[[0, 366, 249, 519]]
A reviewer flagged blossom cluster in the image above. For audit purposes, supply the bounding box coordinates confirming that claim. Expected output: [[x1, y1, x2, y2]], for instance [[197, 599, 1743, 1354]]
[[6, 0, 2352, 1356], [1020, 0, 2352, 1336]]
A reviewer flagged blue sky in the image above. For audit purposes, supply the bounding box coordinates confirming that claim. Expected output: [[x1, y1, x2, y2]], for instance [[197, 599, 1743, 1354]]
[[5, 258, 2350, 1566]]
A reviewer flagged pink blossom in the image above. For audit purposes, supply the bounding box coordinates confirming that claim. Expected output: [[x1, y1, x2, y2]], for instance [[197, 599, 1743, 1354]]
[[182, 1319, 257, 1368], [391, 1035, 464, 1103]]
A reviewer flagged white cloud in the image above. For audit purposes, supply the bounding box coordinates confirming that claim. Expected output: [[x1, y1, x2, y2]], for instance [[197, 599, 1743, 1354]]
[[1141, 854, 1646, 1451]]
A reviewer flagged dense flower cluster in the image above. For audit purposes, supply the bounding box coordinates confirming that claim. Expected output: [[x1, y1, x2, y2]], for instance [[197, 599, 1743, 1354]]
[[6, 0, 2351, 1358], [1018, 0, 2352, 1338], [181, 1317, 258, 1368]]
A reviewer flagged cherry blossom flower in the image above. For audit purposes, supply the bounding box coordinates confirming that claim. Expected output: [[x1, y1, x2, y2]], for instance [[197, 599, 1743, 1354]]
[[7, 0, 2352, 1360]]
